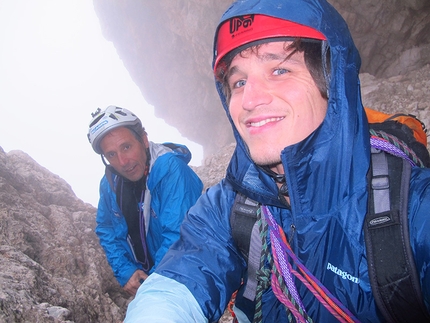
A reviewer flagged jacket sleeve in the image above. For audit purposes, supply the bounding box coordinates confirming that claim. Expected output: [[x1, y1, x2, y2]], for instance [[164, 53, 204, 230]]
[[147, 153, 203, 268], [128, 181, 246, 322], [95, 176, 140, 287], [409, 168, 430, 312], [125, 273, 207, 323]]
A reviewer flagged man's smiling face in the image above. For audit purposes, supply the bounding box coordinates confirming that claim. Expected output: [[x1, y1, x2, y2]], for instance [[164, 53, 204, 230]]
[[227, 41, 328, 172]]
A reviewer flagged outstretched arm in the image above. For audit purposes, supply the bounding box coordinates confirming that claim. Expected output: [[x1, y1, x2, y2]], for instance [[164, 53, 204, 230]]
[[125, 273, 207, 323]]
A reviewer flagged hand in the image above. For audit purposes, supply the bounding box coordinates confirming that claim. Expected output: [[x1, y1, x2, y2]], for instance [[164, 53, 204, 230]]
[[123, 270, 148, 296]]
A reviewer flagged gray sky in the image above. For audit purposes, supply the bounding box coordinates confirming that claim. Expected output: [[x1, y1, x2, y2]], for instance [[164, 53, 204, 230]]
[[0, 1, 203, 207]]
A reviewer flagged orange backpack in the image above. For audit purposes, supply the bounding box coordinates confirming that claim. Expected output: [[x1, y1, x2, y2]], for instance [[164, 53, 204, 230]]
[[365, 107, 429, 167]]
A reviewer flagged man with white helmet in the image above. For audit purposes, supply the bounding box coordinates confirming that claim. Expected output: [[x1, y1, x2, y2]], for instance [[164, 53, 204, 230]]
[[87, 105, 203, 296]]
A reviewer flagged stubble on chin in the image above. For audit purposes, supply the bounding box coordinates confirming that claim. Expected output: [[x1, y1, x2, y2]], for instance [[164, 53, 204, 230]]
[[249, 148, 282, 170]]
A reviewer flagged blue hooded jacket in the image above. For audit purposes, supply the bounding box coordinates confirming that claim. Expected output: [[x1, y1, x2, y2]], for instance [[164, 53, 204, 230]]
[[96, 142, 203, 287], [125, 0, 430, 322]]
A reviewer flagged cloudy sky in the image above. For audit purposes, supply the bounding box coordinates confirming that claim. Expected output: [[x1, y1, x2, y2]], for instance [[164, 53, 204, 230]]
[[0, 1, 203, 207]]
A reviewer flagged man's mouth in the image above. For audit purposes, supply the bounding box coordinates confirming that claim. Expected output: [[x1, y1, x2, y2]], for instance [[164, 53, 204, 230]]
[[248, 117, 284, 127], [124, 165, 136, 173]]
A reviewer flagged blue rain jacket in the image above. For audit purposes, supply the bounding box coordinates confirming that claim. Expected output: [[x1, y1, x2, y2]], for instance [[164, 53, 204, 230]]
[[125, 0, 430, 322], [95, 142, 203, 287]]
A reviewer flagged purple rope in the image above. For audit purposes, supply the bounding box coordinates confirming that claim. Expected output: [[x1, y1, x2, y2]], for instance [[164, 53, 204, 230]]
[[370, 137, 416, 167], [262, 206, 360, 322], [266, 214, 307, 313]]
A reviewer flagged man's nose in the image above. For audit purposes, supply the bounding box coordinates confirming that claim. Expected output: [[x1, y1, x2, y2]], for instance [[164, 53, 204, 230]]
[[117, 152, 128, 166], [241, 77, 272, 110]]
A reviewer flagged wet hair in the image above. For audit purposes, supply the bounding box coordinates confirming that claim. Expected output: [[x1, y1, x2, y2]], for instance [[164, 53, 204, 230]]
[[215, 38, 330, 103]]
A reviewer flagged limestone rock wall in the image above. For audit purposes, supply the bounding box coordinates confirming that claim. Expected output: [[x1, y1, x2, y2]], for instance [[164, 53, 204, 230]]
[[92, 0, 233, 157], [0, 148, 128, 322]]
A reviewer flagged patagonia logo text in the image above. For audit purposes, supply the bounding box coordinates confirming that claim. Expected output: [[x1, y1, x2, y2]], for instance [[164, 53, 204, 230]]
[[327, 262, 359, 284], [229, 15, 254, 35]]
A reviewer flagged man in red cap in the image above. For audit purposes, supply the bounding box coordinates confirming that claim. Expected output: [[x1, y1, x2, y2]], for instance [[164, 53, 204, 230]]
[[124, 0, 430, 322]]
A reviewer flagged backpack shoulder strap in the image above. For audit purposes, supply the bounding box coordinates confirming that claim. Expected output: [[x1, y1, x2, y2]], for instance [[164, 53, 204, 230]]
[[230, 192, 262, 301], [364, 148, 430, 322]]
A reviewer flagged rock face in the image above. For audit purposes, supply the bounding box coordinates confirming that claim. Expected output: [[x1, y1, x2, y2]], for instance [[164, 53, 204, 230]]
[[0, 148, 128, 322], [92, 0, 430, 157]]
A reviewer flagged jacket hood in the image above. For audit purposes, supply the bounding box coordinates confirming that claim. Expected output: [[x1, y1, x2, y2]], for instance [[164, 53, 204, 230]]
[[213, 0, 370, 212]]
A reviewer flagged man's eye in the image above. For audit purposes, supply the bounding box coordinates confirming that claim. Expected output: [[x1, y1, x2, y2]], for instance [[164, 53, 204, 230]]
[[232, 79, 246, 89], [124, 144, 131, 151], [106, 152, 115, 159], [273, 68, 288, 76]]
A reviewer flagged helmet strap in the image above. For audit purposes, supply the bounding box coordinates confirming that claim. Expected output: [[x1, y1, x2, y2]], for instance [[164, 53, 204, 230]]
[[144, 147, 151, 177], [101, 154, 109, 167]]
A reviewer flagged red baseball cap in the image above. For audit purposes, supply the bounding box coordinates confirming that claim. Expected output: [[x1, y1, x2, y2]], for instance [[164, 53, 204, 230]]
[[214, 14, 326, 73]]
